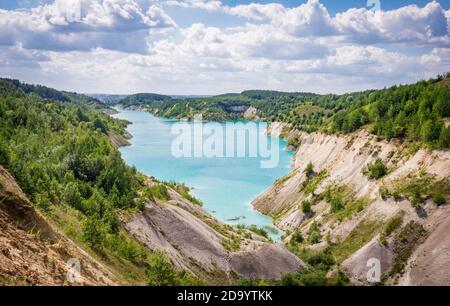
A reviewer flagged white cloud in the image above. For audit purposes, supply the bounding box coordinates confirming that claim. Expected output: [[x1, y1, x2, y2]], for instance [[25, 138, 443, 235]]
[[1, 0, 450, 94], [226, 3, 285, 21], [165, 0, 222, 11], [0, 0, 176, 53], [335, 1, 450, 45]]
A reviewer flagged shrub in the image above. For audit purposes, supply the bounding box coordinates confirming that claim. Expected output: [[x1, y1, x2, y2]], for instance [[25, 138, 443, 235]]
[[363, 159, 387, 180], [62, 182, 83, 209], [146, 252, 178, 286], [248, 225, 269, 239], [383, 212, 404, 237], [82, 216, 108, 249], [291, 230, 304, 244], [330, 198, 344, 213], [301, 200, 312, 214], [0, 139, 11, 167], [143, 184, 169, 201], [432, 193, 446, 206], [288, 139, 300, 149], [35, 192, 51, 212], [304, 162, 314, 178], [308, 222, 321, 245]]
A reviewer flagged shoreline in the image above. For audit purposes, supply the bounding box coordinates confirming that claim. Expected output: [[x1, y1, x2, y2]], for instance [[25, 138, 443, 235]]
[[109, 107, 292, 241]]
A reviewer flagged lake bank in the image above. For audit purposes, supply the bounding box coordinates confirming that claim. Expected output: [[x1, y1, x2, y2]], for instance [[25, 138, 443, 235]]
[[112, 108, 295, 239]]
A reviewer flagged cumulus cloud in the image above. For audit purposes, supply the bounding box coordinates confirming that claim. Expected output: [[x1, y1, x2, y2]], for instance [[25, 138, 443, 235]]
[[165, 0, 222, 11], [335, 1, 450, 45], [0, 0, 175, 53], [226, 3, 285, 21], [1, 0, 450, 94], [0, 45, 50, 68]]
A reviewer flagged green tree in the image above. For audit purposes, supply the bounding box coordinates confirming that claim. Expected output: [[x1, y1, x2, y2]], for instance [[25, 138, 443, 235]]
[[305, 162, 314, 178], [301, 200, 312, 214], [146, 252, 178, 286], [363, 159, 388, 180], [438, 126, 450, 149]]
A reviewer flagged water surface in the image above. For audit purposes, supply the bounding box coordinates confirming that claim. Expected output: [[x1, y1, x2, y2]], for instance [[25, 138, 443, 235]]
[[113, 109, 294, 239]]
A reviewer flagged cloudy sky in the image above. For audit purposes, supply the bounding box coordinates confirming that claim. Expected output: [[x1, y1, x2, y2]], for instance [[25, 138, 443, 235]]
[[1, 0, 450, 95]]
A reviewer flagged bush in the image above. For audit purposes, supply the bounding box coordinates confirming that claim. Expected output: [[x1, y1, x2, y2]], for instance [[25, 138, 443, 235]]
[[248, 225, 269, 239], [291, 230, 304, 244], [146, 251, 201, 286], [363, 159, 387, 180], [301, 200, 312, 214], [143, 184, 169, 201], [146, 252, 178, 286], [383, 212, 404, 237], [62, 182, 83, 209], [0, 139, 11, 167], [288, 139, 300, 149], [82, 216, 108, 249], [308, 222, 321, 245], [432, 193, 446, 206], [330, 198, 344, 213], [304, 162, 314, 178]]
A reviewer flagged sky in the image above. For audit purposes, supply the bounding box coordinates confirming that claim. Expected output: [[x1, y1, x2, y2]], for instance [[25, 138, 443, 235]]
[[1, 0, 450, 95]]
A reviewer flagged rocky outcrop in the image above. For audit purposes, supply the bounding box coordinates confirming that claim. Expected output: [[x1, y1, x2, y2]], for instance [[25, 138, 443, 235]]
[[244, 106, 259, 120], [0, 166, 117, 285], [125, 184, 304, 284]]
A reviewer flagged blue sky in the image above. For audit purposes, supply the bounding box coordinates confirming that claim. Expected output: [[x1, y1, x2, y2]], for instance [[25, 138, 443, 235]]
[[2, 0, 449, 11], [0, 0, 450, 94]]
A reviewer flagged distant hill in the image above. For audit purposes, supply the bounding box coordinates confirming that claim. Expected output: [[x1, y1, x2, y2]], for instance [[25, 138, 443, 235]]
[[241, 90, 318, 99], [88, 94, 128, 104], [0, 78, 106, 109], [119, 93, 173, 106]]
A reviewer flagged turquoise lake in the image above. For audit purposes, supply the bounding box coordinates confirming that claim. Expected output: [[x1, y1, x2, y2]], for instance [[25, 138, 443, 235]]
[[113, 109, 294, 238]]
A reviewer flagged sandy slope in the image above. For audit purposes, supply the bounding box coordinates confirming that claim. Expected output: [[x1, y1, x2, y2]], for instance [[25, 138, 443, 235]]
[[254, 123, 450, 284], [0, 166, 117, 285]]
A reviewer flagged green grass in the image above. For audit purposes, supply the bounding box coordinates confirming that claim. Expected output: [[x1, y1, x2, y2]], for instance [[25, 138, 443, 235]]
[[301, 170, 328, 196], [389, 221, 426, 278], [321, 184, 370, 222], [163, 181, 203, 206], [331, 220, 383, 263], [383, 211, 405, 237], [383, 171, 450, 207]]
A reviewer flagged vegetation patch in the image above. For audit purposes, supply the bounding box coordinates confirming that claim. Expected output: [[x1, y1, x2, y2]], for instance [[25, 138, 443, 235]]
[[379, 211, 405, 246], [307, 221, 322, 245], [321, 185, 369, 222], [363, 159, 388, 180], [301, 169, 328, 196], [389, 221, 427, 278], [237, 224, 270, 240], [382, 171, 450, 207], [163, 181, 203, 206], [331, 219, 383, 263]]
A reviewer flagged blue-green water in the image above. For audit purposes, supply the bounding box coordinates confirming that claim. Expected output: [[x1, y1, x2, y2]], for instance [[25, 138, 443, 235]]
[[113, 109, 294, 238]]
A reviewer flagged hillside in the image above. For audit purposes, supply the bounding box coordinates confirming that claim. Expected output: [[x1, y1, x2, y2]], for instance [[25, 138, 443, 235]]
[[119, 93, 173, 107], [0, 78, 107, 109], [255, 123, 450, 285], [0, 78, 303, 285], [118, 74, 450, 149], [0, 165, 117, 285]]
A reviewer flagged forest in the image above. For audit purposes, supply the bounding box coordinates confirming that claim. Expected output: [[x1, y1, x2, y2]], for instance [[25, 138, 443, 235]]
[[120, 73, 450, 149], [0, 78, 200, 285]]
